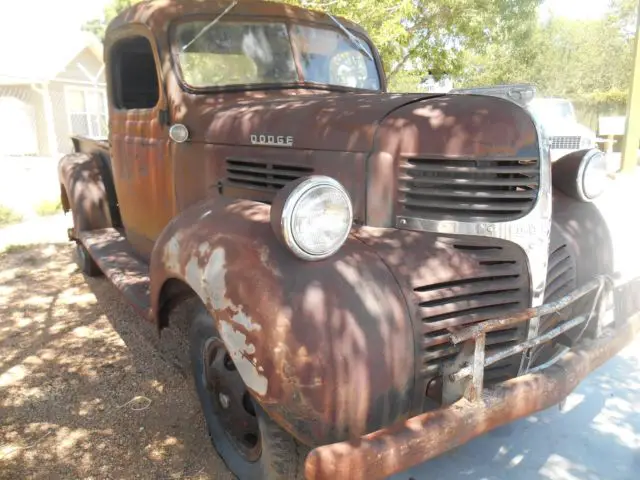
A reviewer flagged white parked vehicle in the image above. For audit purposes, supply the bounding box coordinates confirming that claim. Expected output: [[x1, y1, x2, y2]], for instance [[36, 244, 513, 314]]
[[451, 85, 598, 161], [528, 98, 598, 161]]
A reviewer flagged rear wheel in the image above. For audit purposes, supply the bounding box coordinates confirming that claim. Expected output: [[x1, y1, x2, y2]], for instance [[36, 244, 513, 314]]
[[188, 306, 302, 479], [75, 242, 102, 277]]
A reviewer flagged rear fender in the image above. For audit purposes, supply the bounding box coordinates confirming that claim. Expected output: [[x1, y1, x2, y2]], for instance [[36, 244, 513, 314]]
[[58, 152, 113, 235], [149, 198, 415, 446]]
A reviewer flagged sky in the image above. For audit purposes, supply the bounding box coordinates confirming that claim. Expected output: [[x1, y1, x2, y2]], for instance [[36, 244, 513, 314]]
[[0, 0, 619, 41], [542, 0, 613, 21]]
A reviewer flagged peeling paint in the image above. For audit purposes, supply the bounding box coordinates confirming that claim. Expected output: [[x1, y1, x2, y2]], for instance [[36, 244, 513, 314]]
[[184, 255, 206, 303], [163, 236, 182, 274], [219, 320, 268, 396]]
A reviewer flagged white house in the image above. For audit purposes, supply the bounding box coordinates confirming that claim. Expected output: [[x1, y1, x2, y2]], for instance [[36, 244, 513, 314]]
[[0, 31, 106, 156]]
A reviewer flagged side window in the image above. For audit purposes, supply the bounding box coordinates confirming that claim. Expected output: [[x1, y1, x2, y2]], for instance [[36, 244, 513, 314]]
[[110, 36, 160, 109]]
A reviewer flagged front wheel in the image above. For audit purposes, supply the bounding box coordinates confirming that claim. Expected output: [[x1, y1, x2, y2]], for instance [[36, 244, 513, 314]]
[[188, 306, 302, 479]]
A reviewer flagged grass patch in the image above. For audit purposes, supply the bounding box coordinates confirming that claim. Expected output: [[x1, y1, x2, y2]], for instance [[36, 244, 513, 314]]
[[35, 199, 62, 216], [0, 205, 23, 226], [0, 244, 31, 256]]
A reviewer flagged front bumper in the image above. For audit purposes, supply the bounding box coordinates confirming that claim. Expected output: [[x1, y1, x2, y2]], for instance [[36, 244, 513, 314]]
[[304, 276, 640, 480]]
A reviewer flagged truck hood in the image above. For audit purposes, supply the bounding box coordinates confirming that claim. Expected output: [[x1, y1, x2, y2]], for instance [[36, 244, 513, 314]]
[[181, 92, 443, 153]]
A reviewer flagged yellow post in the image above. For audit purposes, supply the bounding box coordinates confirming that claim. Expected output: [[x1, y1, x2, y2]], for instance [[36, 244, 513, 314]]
[[622, 3, 640, 172]]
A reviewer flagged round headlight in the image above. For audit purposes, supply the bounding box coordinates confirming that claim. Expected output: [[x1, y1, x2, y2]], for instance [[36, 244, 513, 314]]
[[579, 149, 608, 200], [271, 176, 353, 261], [552, 148, 609, 202]]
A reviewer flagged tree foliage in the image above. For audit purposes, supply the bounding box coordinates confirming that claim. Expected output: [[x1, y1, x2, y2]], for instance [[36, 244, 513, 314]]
[[84, 0, 636, 108], [83, 0, 142, 39], [281, 0, 541, 90], [85, 0, 541, 91], [461, 0, 635, 114]]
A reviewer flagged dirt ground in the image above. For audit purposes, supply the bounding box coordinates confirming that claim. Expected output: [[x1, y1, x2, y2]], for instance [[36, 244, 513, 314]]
[[0, 243, 234, 479]]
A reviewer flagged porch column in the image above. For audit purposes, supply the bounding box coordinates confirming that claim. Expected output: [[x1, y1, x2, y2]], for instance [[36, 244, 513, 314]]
[[622, 5, 640, 172], [40, 81, 58, 157]]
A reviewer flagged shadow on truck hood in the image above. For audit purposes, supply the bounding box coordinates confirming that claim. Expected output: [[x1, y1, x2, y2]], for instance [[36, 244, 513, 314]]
[[181, 92, 443, 152]]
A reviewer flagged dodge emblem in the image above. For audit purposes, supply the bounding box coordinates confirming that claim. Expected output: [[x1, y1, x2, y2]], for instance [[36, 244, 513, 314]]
[[251, 134, 294, 147]]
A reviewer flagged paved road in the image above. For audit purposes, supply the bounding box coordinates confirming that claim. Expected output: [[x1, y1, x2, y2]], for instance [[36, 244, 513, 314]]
[[393, 339, 640, 480]]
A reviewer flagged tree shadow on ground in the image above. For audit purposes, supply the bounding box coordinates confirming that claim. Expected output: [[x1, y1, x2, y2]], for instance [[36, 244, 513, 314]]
[[0, 244, 231, 479], [393, 343, 640, 480]]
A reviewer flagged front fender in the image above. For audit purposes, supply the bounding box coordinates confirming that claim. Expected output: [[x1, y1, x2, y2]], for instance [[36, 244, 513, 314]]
[[149, 198, 415, 446]]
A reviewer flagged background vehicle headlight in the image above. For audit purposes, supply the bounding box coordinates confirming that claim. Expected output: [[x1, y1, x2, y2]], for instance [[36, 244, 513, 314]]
[[579, 149, 608, 200], [271, 176, 353, 261], [552, 149, 609, 202]]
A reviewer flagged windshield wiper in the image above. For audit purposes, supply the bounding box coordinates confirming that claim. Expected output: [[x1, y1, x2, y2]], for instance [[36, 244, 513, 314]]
[[327, 14, 374, 61], [182, 0, 238, 52]]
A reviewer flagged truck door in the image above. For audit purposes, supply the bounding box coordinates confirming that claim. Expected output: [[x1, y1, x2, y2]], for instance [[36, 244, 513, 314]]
[[107, 31, 175, 257]]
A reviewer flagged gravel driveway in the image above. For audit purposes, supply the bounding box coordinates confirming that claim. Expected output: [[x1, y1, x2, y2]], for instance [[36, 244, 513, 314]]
[[0, 243, 233, 479]]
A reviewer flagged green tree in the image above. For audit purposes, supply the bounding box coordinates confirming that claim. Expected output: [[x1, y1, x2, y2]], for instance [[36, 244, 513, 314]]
[[86, 0, 541, 91], [460, 1, 635, 111], [282, 0, 541, 91], [83, 0, 143, 39]]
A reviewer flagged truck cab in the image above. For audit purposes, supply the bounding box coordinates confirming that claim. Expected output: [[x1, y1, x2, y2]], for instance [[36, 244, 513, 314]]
[[57, 1, 639, 479]]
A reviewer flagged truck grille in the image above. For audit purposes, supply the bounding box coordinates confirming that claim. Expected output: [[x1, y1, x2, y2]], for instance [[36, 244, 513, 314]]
[[398, 155, 539, 222], [416, 241, 530, 389], [223, 158, 313, 203], [550, 136, 581, 150]]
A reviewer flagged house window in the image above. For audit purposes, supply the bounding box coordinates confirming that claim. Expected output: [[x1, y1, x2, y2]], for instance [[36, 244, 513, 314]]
[[66, 87, 108, 138]]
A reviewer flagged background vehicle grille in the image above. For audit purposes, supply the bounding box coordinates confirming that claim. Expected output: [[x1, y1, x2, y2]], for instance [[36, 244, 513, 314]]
[[397, 155, 539, 222], [223, 158, 313, 203], [416, 240, 531, 394], [550, 136, 581, 150]]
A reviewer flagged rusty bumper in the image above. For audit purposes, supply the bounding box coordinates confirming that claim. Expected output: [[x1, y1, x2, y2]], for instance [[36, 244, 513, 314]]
[[304, 307, 640, 480]]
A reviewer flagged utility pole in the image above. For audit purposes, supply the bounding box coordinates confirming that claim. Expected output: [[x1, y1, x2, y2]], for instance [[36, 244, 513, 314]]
[[621, 1, 640, 172]]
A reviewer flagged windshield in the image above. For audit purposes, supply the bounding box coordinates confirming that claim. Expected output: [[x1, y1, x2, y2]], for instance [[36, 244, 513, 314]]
[[174, 20, 381, 90], [528, 99, 576, 125]]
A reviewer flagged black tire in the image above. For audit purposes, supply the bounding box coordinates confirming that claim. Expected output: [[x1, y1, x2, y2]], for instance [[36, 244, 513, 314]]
[[75, 242, 102, 277], [189, 305, 302, 480]]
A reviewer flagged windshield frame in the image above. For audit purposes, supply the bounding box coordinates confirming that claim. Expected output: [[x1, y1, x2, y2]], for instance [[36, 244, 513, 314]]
[[169, 13, 385, 94]]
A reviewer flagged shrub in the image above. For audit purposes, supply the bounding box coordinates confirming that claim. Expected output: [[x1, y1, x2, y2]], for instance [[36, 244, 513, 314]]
[[0, 205, 23, 226], [35, 200, 62, 216]]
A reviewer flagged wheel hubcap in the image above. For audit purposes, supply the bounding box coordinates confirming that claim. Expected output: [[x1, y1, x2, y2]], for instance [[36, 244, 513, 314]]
[[203, 338, 261, 461]]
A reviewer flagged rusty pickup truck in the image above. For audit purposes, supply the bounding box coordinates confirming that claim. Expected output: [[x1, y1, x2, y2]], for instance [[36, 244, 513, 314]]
[[58, 1, 640, 479]]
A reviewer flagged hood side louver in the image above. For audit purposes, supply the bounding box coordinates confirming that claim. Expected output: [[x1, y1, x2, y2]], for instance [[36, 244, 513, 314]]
[[222, 157, 313, 203]]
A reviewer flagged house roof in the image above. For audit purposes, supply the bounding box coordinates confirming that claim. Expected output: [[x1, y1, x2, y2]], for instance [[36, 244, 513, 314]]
[[0, 30, 103, 85]]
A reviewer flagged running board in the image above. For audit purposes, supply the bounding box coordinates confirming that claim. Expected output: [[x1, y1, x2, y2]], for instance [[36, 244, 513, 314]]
[[78, 228, 152, 319]]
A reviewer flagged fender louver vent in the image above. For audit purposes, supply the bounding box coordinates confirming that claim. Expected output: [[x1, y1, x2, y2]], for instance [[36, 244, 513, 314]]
[[398, 156, 539, 222], [544, 244, 576, 302], [416, 242, 530, 386], [530, 232, 577, 367], [223, 158, 313, 203], [537, 242, 577, 339]]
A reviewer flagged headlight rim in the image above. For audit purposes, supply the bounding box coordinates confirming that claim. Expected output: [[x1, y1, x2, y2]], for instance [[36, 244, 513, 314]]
[[275, 175, 353, 261], [576, 149, 608, 202]]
